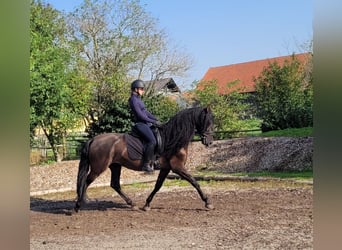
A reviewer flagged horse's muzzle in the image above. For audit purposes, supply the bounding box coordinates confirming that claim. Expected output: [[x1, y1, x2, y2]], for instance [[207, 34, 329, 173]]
[[201, 134, 213, 147]]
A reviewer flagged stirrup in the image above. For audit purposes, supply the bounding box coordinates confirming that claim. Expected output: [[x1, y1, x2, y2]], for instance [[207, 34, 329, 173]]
[[142, 163, 154, 173], [153, 160, 161, 170]]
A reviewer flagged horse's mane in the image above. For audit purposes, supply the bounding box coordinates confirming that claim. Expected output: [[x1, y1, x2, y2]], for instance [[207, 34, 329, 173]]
[[160, 107, 209, 159]]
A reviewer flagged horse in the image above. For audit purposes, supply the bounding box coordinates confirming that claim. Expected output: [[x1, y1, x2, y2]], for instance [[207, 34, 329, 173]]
[[74, 106, 214, 212]]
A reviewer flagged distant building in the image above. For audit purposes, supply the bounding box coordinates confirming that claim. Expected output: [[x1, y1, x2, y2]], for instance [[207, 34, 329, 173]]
[[144, 78, 181, 94], [199, 53, 311, 95], [144, 78, 189, 107]]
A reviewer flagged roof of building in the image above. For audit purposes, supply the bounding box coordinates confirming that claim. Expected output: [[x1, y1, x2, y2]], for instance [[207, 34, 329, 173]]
[[145, 78, 181, 93], [200, 53, 311, 94]]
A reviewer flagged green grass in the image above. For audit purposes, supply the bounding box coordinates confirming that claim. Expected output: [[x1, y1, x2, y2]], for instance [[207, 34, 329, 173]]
[[232, 170, 313, 180], [127, 182, 153, 189], [163, 179, 191, 187], [213, 127, 313, 140], [195, 169, 313, 180], [260, 127, 313, 137]]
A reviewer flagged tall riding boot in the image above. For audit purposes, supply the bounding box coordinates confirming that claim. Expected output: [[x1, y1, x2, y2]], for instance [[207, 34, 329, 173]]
[[142, 143, 154, 173]]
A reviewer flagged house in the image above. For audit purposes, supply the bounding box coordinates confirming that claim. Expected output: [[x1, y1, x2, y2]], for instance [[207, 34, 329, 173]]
[[199, 53, 311, 95], [144, 77, 189, 107], [144, 77, 181, 94]]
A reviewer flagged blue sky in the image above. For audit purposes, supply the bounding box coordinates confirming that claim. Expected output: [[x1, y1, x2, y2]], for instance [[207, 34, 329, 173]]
[[45, 0, 313, 90]]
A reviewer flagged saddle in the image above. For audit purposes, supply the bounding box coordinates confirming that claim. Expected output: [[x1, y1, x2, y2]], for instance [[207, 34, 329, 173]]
[[126, 125, 163, 161]]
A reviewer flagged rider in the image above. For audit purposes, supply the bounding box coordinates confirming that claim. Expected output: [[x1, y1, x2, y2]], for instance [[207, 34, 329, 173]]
[[128, 79, 160, 173]]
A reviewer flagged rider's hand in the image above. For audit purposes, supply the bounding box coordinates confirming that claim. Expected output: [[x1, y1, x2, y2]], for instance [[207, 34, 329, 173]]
[[154, 121, 162, 127]]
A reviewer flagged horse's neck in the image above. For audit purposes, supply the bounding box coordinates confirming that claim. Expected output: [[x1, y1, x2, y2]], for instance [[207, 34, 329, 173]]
[[162, 120, 196, 141]]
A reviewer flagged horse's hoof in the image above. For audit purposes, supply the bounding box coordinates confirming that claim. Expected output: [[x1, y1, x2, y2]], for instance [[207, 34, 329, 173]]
[[206, 204, 214, 210], [142, 205, 151, 212], [65, 210, 73, 216], [131, 205, 139, 211]]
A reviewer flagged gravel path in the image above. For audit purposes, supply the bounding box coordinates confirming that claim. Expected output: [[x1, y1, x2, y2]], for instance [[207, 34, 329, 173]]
[[30, 160, 158, 196]]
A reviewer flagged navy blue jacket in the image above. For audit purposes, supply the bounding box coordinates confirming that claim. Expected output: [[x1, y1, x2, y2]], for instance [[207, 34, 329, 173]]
[[128, 93, 157, 124]]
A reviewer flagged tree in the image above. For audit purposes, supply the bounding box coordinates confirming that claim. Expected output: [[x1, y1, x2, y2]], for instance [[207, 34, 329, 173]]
[[66, 0, 192, 126], [86, 100, 132, 138], [30, 0, 83, 161], [254, 54, 313, 131], [137, 39, 194, 93], [66, 0, 153, 122], [192, 80, 260, 138], [144, 94, 181, 123]]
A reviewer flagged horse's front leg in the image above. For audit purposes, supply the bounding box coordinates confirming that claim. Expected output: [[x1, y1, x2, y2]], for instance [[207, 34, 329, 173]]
[[170, 152, 214, 210], [142, 168, 170, 211], [172, 167, 214, 209]]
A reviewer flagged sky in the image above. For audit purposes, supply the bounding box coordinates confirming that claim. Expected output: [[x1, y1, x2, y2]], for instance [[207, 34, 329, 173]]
[[44, 0, 313, 90]]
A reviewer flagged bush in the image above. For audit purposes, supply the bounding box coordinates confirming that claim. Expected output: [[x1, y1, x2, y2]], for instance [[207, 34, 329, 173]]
[[143, 94, 181, 123], [254, 54, 313, 131], [193, 80, 261, 136], [86, 101, 132, 138]]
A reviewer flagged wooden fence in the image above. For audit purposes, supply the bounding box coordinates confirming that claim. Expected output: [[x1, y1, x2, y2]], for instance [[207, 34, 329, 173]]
[[30, 133, 88, 165]]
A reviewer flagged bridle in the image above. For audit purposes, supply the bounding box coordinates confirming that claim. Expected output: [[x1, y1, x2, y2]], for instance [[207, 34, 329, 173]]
[[200, 131, 213, 146], [196, 123, 213, 146], [196, 108, 214, 146]]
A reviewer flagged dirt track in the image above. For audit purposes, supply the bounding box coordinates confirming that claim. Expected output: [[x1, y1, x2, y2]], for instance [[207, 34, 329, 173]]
[[30, 182, 313, 249]]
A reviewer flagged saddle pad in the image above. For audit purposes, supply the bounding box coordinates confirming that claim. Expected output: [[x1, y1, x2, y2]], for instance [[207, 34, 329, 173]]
[[125, 134, 143, 160]]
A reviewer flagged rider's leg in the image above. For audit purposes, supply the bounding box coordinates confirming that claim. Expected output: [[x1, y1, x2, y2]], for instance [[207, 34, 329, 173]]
[[142, 142, 155, 172], [135, 123, 156, 173]]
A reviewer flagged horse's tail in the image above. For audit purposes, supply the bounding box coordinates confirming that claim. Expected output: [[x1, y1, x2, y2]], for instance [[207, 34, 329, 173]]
[[75, 139, 93, 212]]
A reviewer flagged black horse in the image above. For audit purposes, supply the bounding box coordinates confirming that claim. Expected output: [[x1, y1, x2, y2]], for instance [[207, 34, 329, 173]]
[[75, 106, 214, 212]]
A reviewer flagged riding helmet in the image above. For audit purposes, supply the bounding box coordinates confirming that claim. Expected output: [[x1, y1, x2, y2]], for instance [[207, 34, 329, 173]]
[[131, 79, 145, 90]]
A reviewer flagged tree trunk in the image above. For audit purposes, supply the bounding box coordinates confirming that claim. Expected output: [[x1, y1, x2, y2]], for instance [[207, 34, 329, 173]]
[[43, 128, 63, 163], [51, 143, 63, 162]]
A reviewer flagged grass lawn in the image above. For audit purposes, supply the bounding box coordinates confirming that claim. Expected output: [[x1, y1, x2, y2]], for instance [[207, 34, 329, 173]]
[[260, 127, 313, 137], [232, 170, 313, 180]]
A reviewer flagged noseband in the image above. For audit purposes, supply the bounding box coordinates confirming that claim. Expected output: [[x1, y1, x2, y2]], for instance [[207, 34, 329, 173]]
[[196, 108, 214, 146], [200, 131, 213, 144]]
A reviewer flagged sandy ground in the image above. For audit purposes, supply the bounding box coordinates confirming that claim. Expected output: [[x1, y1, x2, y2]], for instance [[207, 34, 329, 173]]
[[30, 137, 313, 249], [30, 182, 312, 249]]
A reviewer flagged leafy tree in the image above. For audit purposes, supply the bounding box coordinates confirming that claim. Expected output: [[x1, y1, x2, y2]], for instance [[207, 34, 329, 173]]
[[66, 0, 192, 129], [29, 0, 193, 162], [144, 94, 181, 123], [86, 101, 132, 138], [30, 0, 83, 161], [193, 80, 261, 138], [86, 94, 181, 138], [254, 54, 313, 131], [64, 72, 93, 128], [66, 1, 150, 121]]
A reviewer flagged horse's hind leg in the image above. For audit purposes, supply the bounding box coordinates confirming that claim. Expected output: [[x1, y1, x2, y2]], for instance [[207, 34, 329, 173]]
[[142, 168, 170, 211], [75, 171, 99, 211], [84, 172, 98, 197], [109, 164, 137, 210]]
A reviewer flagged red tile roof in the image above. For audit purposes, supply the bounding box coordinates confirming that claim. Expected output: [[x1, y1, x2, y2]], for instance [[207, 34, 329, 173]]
[[200, 53, 311, 94]]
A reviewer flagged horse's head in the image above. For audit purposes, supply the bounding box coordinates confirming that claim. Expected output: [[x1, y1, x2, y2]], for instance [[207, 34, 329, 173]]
[[196, 106, 214, 147]]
